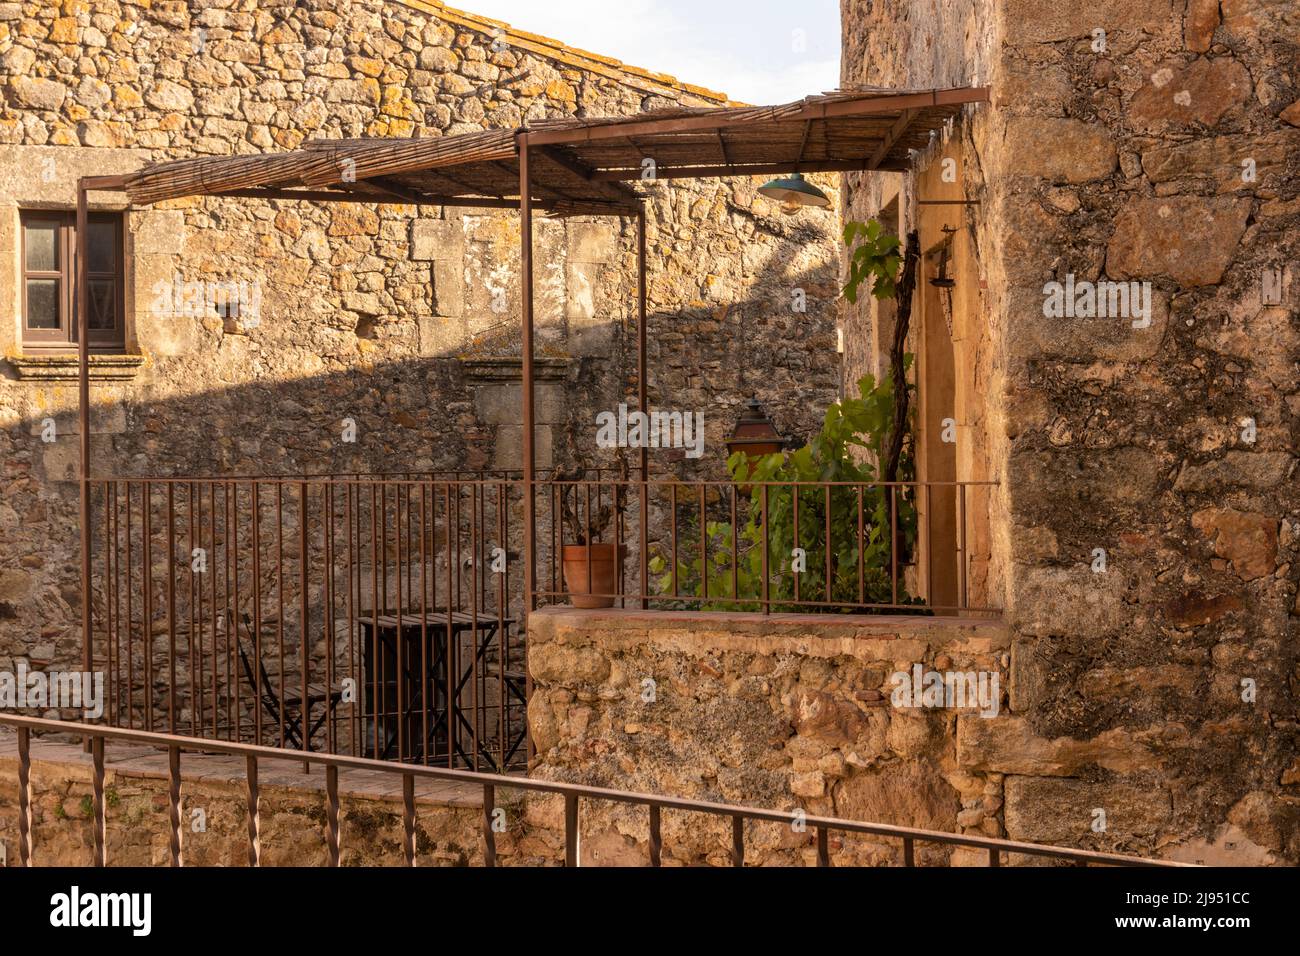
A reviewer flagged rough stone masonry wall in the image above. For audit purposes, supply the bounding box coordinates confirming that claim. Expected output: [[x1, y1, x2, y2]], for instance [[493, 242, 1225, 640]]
[[0, 1, 841, 687], [841, 0, 1300, 862], [528, 608, 1013, 866]]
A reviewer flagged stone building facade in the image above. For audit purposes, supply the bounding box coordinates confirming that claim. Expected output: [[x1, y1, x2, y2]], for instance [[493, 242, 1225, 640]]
[[839, 0, 1300, 862], [4, 0, 1293, 868], [0, 0, 841, 690]]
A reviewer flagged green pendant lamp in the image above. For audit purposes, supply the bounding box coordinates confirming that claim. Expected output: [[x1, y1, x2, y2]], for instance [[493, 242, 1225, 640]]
[[757, 172, 830, 210]]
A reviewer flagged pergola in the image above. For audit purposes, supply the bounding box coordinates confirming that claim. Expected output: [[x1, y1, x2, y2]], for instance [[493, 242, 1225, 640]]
[[72, 85, 989, 669]]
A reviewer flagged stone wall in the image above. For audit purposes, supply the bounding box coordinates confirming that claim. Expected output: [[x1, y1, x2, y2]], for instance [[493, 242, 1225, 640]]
[[527, 607, 1014, 865], [840, 0, 1300, 862], [0, 1, 842, 687]]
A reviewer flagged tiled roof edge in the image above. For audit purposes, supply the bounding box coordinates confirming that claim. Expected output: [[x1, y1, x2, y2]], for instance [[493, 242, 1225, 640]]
[[396, 0, 741, 105]]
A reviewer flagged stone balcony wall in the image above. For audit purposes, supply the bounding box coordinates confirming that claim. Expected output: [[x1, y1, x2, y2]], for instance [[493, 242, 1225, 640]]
[[527, 606, 1014, 865]]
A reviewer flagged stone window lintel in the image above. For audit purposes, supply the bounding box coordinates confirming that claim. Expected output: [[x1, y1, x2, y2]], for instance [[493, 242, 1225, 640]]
[[8, 352, 146, 382]]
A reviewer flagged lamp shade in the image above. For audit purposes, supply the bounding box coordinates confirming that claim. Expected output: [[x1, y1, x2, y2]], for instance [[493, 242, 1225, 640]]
[[757, 172, 830, 208], [725, 399, 787, 461]]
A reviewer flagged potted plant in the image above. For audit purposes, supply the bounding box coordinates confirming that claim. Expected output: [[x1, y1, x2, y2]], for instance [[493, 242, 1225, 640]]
[[557, 458, 627, 608]]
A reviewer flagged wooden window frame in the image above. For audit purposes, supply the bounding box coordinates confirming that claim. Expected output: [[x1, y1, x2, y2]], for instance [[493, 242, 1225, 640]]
[[19, 210, 126, 352]]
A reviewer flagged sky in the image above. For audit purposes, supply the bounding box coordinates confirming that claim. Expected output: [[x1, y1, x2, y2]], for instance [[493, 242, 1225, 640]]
[[459, 0, 842, 104]]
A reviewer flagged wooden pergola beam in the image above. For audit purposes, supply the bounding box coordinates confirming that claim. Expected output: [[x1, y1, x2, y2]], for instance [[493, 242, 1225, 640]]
[[537, 145, 642, 203], [591, 158, 901, 182], [867, 108, 920, 169], [527, 88, 989, 146]]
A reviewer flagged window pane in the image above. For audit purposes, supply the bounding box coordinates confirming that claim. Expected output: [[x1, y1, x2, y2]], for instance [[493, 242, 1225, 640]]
[[88, 279, 116, 330], [87, 220, 116, 273], [26, 278, 60, 329], [25, 221, 59, 272]]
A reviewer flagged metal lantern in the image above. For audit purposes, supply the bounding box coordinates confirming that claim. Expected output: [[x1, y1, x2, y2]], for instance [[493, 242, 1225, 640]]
[[757, 172, 830, 210], [725, 399, 787, 474]]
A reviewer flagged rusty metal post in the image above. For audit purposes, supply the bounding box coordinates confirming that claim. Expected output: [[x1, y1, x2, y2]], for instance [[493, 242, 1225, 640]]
[[518, 133, 536, 761], [76, 182, 92, 737], [636, 205, 648, 609]]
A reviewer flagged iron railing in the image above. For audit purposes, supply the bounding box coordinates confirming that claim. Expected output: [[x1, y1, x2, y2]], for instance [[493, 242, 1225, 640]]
[[85, 470, 999, 764], [536, 477, 999, 614], [87, 475, 529, 770], [0, 715, 1185, 868]]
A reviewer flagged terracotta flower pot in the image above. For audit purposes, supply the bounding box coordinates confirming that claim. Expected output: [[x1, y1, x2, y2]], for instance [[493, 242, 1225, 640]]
[[561, 542, 625, 609]]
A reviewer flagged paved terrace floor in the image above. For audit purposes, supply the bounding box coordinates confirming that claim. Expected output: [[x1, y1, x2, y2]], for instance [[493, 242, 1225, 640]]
[[0, 727, 484, 808]]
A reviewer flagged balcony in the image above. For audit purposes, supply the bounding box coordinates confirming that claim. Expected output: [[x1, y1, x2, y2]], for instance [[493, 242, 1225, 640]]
[[84, 470, 996, 765]]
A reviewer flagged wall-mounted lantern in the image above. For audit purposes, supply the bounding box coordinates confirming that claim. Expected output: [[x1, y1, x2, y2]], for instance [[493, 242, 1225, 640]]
[[725, 398, 788, 480]]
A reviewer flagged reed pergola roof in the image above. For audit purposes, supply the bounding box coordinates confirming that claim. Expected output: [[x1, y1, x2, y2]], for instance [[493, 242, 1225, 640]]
[[120, 87, 988, 215]]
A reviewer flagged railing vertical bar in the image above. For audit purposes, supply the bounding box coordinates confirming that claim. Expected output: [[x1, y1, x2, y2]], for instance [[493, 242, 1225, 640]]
[[207, 484, 216, 738], [402, 773, 416, 866], [299, 480, 310, 766], [142, 481, 153, 731], [394, 483, 405, 763], [699, 485, 707, 601], [380, 479, 389, 617], [564, 792, 578, 866], [278, 483, 287, 749], [496, 481, 506, 769], [469, 483, 481, 771], [670, 482, 678, 597], [166, 483, 177, 734], [190, 484, 201, 736], [792, 484, 800, 603], [185, 483, 196, 737], [903, 836, 915, 866], [111, 483, 122, 727], [251, 483, 262, 745], [988, 846, 1000, 867], [585, 482, 594, 597], [326, 764, 340, 867], [17, 725, 31, 866], [649, 804, 662, 867], [92, 736, 105, 867], [126, 483, 135, 731], [103, 483, 114, 727], [346, 483, 358, 757], [857, 485, 865, 604], [444, 484, 454, 769], [246, 754, 260, 867], [890, 484, 899, 606], [483, 783, 497, 867], [760, 485, 770, 613], [824, 485, 832, 602], [369, 483, 380, 759], [420, 483, 430, 766], [731, 815, 744, 866], [167, 744, 182, 867], [324, 482, 336, 754], [730, 485, 738, 604], [230, 482, 239, 741], [816, 826, 830, 867]]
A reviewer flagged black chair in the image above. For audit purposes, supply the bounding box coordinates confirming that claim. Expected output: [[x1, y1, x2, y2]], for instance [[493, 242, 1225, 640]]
[[231, 611, 342, 751]]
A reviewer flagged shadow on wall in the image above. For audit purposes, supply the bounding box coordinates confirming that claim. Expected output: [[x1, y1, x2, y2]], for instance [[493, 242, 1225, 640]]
[[0, 252, 844, 666]]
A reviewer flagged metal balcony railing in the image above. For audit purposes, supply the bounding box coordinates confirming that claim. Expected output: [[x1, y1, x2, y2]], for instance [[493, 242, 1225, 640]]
[[83, 471, 999, 765], [1, 715, 1184, 868]]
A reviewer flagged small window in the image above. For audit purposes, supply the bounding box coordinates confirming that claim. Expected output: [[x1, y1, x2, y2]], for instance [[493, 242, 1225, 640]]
[[20, 211, 125, 351]]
